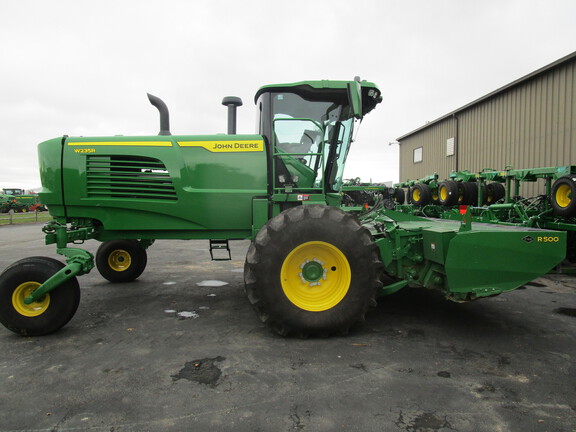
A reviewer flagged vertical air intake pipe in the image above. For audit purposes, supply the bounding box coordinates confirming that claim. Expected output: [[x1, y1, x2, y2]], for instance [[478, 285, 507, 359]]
[[147, 93, 171, 136], [222, 96, 243, 134]]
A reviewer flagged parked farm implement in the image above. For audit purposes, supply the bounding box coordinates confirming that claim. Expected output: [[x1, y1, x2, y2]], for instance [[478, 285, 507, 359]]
[[393, 166, 576, 264], [1, 188, 45, 213]]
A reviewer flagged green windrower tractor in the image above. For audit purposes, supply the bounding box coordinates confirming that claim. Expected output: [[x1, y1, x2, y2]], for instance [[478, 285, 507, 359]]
[[0, 79, 568, 337]]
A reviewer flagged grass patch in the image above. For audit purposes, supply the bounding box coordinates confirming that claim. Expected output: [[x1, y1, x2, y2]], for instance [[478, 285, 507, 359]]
[[0, 212, 53, 226]]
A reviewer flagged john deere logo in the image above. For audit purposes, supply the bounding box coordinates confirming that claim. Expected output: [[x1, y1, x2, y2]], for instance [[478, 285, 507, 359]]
[[522, 236, 534, 243]]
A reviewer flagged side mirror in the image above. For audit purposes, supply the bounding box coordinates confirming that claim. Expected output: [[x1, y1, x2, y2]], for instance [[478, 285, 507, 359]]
[[347, 79, 363, 119]]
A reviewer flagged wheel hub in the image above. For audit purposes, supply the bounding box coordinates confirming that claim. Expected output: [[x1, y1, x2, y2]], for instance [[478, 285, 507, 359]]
[[108, 249, 132, 272], [299, 259, 327, 286], [12, 282, 50, 317]]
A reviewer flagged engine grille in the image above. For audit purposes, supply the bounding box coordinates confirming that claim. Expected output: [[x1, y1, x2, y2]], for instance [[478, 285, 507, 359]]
[[86, 155, 177, 200]]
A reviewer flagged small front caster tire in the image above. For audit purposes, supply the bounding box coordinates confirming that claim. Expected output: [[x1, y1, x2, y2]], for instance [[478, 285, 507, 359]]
[[0, 256, 81, 336]]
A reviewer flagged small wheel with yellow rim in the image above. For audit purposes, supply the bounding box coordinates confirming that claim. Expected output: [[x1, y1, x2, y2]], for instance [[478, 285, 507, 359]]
[[393, 188, 405, 204], [484, 182, 505, 205], [244, 205, 383, 337], [0, 257, 80, 336], [430, 187, 441, 205], [551, 175, 576, 217], [410, 184, 431, 207], [438, 180, 459, 206], [96, 240, 147, 283]]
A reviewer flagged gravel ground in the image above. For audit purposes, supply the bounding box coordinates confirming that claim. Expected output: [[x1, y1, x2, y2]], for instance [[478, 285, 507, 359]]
[[1, 223, 575, 432]]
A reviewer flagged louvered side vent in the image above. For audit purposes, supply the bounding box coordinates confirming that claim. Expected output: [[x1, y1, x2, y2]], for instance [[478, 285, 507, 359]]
[[86, 155, 177, 201]]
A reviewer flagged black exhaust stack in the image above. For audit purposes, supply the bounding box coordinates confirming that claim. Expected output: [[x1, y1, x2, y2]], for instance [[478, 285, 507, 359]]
[[147, 93, 171, 136], [222, 96, 243, 134]]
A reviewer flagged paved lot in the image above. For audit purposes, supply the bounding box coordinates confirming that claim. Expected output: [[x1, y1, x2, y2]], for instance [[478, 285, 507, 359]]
[[1, 223, 576, 432]]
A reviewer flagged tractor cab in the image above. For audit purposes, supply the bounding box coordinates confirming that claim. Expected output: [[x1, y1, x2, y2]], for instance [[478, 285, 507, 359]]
[[2, 188, 25, 196], [254, 80, 381, 200]]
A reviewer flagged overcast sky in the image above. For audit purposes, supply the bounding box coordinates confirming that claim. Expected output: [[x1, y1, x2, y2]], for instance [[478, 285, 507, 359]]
[[1, 0, 575, 190]]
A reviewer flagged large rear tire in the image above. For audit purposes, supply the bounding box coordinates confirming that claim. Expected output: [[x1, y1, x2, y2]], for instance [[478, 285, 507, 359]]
[[244, 205, 382, 337], [96, 240, 147, 283], [0, 257, 80, 336]]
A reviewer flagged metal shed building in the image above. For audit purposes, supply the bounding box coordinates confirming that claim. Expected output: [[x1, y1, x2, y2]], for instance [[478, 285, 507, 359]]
[[397, 51, 576, 197]]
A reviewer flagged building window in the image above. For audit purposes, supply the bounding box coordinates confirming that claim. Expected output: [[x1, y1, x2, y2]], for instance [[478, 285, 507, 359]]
[[413, 146, 423, 164], [446, 137, 455, 156]]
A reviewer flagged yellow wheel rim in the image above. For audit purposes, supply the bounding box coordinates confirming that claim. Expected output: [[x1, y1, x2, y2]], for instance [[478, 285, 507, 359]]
[[431, 189, 439, 201], [12, 282, 50, 317], [412, 189, 421, 202], [556, 184, 572, 208], [108, 249, 132, 272], [439, 186, 448, 201], [280, 241, 351, 312]]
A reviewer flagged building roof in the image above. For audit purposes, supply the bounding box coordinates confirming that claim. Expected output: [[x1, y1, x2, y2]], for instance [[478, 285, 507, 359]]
[[397, 51, 576, 141]]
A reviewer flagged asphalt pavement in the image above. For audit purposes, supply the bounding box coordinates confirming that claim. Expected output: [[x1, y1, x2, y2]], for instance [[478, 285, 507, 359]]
[[1, 223, 575, 432]]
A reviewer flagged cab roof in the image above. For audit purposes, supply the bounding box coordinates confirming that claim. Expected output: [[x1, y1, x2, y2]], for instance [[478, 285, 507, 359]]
[[255, 79, 381, 116]]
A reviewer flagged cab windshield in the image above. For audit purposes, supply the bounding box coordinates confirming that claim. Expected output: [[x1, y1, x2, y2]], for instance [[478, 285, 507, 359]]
[[3, 189, 23, 196], [270, 92, 354, 192]]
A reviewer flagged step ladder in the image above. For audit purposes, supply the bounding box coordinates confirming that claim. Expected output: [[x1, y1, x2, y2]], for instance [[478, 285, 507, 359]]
[[209, 239, 231, 261]]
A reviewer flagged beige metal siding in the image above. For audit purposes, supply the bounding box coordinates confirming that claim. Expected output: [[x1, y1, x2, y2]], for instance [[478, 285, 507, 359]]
[[399, 56, 575, 198], [399, 118, 457, 181]]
